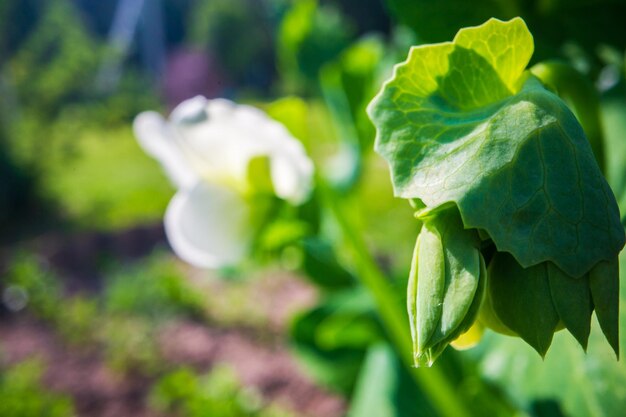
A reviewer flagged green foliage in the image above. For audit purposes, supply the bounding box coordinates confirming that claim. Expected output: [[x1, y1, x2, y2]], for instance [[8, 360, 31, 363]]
[[54, 296, 99, 346], [290, 288, 382, 393], [278, 0, 354, 90], [104, 253, 205, 319], [347, 343, 438, 417], [383, 0, 515, 43], [369, 17, 623, 276], [368, 17, 625, 362], [150, 366, 294, 417], [0, 360, 75, 417], [3, 253, 63, 320], [6, 0, 100, 116], [187, 0, 275, 88], [98, 315, 164, 374], [473, 252, 626, 417], [39, 127, 173, 230], [383, 0, 626, 65]]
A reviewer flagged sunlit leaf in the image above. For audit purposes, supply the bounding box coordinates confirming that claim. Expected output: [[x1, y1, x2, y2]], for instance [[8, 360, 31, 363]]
[[368, 17, 624, 277]]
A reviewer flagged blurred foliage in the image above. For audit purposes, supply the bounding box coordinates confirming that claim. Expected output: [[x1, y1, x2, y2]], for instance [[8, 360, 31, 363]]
[[277, 0, 355, 92], [603, 95, 626, 212], [290, 287, 382, 394], [1, 251, 210, 375], [6, 0, 99, 117], [98, 315, 165, 374], [347, 343, 438, 417], [0, 360, 75, 417], [3, 253, 63, 320], [104, 252, 205, 319], [383, 0, 626, 71], [37, 126, 172, 230], [150, 366, 294, 417], [0, 0, 159, 238], [187, 0, 277, 90]]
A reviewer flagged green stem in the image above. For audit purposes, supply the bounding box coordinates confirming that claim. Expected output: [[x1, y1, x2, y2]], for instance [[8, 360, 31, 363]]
[[530, 61, 606, 174], [318, 179, 472, 417]]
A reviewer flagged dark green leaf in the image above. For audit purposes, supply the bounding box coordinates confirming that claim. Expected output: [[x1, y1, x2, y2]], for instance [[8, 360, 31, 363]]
[[589, 257, 620, 358], [473, 250, 626, 417], [547, 264, 592, 350], [488, 252, 559, 357]]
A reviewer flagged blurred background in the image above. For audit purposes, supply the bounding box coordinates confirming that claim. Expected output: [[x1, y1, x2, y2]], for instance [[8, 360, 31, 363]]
[[2, 1, 626, 417]]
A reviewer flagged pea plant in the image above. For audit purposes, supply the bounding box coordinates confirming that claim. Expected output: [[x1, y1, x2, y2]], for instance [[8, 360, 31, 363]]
[[134, 15, 625, 417], [368, 17, 624, 366]]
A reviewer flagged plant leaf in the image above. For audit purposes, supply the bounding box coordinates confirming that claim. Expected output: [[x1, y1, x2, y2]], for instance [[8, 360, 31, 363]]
[[487, 252, 560, 357], [473, 249, 626, 417], [368, 17, 625, 277], [589, 257, 620, 357], [547, 264, 592, 350]]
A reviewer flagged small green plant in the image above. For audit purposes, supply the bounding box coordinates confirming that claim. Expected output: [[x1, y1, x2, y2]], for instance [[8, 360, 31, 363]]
[[150, 366, 294, 417], [97, 315, 164, 375], [103, 253, 206, 320], [3, 253, 63, 321], [0, 360, 75, 417]]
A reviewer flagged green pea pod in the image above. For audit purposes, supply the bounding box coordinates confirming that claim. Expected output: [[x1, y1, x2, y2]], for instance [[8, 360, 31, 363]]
[[426, 254, 487, 363], [409, 210, 483, 366], [488, 252, 560, 357], [589, 257, 620, 358], [414, 222, 445, 357]]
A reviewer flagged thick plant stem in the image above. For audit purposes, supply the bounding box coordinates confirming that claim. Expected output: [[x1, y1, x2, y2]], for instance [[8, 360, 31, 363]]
[[318, 179, 472, 417]]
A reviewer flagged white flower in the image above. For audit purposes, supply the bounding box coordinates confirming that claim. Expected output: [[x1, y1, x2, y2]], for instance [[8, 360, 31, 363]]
[[133, 96, 314, 268]]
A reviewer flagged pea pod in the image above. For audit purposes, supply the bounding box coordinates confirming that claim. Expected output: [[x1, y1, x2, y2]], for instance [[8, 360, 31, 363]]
[[408, 210, 484, 366]]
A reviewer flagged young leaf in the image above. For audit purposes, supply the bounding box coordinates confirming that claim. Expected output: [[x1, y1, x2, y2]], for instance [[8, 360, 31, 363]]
[[488, 252, 560, 357], [547, 264, 592, 350], [368, 17, 625, 277]]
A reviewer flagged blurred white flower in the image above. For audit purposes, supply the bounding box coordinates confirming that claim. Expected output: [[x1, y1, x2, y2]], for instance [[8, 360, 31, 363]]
[[133, 96, 314, 268]]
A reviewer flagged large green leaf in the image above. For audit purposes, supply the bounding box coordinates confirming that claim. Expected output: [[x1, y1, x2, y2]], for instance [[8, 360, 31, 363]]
[[368, 17, 624, 277], [473, 249, 626, 417], [487, 252, 560, 356]]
